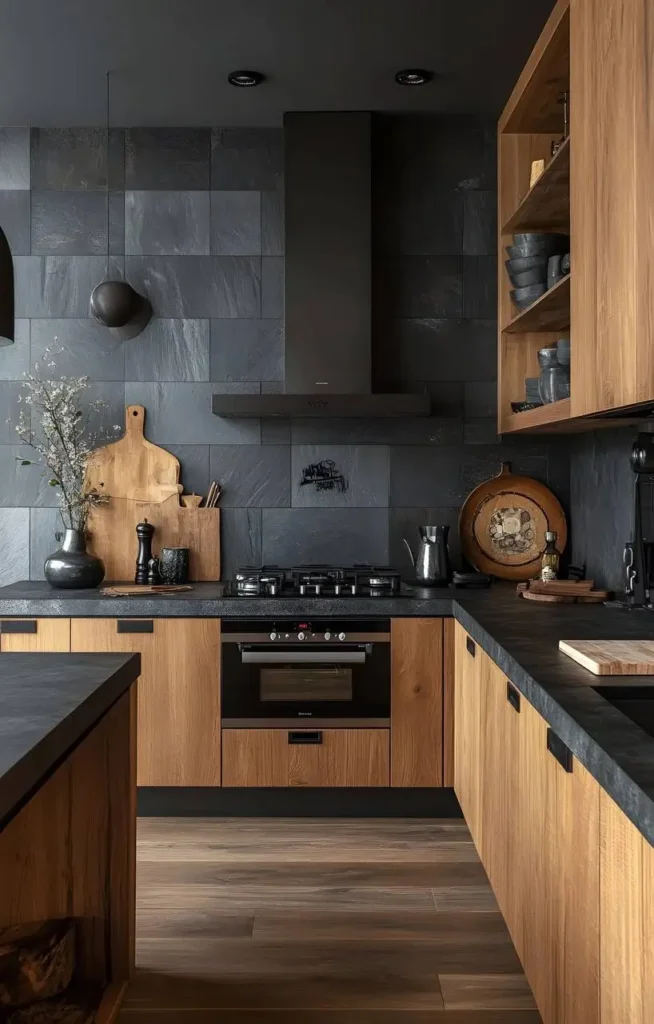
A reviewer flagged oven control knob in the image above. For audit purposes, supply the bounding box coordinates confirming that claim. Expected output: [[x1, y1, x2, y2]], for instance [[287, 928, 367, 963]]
[[297, 631, 306, 640], [338, 632, 346, 641], [324, 631, 331, 641], [270, 632, 277, 641]]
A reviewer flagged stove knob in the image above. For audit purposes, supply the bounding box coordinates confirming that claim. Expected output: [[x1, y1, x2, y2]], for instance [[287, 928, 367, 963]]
[[338, 632, 346, 641], [270, 631, 277, 641], [324, 631, 332, 641], [298, 631, 306, 641]]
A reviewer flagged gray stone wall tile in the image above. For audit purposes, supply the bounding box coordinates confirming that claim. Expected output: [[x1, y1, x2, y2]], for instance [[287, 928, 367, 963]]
[[0, 381, 23, 443], [125, 128, 210, 189], [125, 191, 210, 255], [125, 381, 261, 444], [390, 446, 466, 507], [291, 445, 390, 508], [463, 191, 497, 256], [382, 190, 463, 256], [211, 128, 283, 190], [0, 508, 30, 584], [0, 446, 58, 506], [164, 444, 210, 498], [31, 191, 108, 255], [261, 189, 284, 255], [261, 419, 291, 445], [76, 381, 126, 440], [108, 129, 125, 190], [31, 318, 125, 380], [0, 128, 30, 189], [463, 255, 497, 318], [396, 319, 496, 382], [261, 257, 284, 318], [290, 417, 462, 446], [262, 508, 389, 566], [383, 257, 463, 318], [211, 191, 261, 256], [464, 381, 497, 418], [109, 192, 125, 254], [14, 255, 112, 317], [125, 255, 261, 318], [209, 445, 290, 507], [29, 506, 62, 579], [463, 418, 500, 444], [0, 190, 30, 254], [210, 319, 282, 381], [124, 318, 209, 381], [0, 320, 29, 377], [221, 508, 262, 578], [31, 128, 108, 189], [390, 506, 462, 575]]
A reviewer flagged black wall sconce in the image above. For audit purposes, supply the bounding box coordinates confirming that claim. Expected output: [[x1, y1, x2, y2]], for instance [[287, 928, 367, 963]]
[[90, 280, 152, 341]]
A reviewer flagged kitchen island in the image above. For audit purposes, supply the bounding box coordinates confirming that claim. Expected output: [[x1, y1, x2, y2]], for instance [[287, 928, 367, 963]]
[[0, 651, 140, 1020]]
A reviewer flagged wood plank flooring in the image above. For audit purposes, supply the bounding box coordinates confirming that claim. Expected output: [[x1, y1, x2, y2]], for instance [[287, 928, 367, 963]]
[[119, 818, 540, 1022]]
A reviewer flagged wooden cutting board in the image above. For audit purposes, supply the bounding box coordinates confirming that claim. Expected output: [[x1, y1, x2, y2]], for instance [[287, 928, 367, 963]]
[[559, 640, 654, 675], [85, 405, 182, 502]]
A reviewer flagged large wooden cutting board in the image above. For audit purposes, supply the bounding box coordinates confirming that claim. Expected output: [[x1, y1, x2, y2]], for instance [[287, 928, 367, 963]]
[[85, 405, 182, 502], [559, 640, 654, 675]]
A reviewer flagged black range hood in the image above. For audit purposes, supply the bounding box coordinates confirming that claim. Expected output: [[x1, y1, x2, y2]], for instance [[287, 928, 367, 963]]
[[212, 112, 430, 418]]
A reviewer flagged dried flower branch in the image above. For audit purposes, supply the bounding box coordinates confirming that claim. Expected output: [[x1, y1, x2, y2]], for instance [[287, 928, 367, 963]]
[[15, 346, 120, 531]]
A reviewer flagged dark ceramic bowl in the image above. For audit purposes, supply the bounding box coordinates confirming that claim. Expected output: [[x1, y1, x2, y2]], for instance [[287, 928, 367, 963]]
[[510, 283, 547, 309], [506, 233, 570, 258], [505, 255, 549, 274], [510, 267, 548, 288]]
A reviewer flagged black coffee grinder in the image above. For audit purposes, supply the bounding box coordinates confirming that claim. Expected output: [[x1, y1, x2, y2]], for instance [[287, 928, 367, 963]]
[[626, 433, 654, 606]]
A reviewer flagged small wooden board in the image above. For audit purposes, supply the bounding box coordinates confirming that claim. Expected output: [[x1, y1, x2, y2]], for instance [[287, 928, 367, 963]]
[[85, 405, 182, 502], [101, 584, 194, 595], [559, 639, 654, 675]]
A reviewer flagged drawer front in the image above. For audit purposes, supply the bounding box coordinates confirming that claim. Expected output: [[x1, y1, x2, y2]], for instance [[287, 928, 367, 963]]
[[0, 618, 71, 652], [222, 729, 389, 788]]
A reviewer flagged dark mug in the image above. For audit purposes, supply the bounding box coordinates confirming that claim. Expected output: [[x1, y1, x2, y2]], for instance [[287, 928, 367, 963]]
[[159, 547, 190, 584]]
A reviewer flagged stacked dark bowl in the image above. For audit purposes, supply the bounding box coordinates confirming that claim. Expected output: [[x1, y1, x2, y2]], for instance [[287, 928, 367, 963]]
[[506, 233, 569, 309]]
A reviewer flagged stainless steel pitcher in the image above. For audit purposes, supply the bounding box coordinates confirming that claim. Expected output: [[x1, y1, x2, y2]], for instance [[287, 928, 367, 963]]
[[403, 525, 451, 585]]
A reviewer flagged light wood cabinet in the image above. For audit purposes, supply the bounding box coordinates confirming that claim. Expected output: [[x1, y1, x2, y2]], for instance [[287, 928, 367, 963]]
[[70, 618, 221, 787], [0, 618, 71, 651], [222, 729, 389, 788], [453, 622, 488, 848], [390, 618, 443, 787], [599, 792, 654, 1023]]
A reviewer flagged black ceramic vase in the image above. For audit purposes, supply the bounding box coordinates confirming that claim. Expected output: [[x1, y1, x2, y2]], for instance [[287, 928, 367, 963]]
[[159, 547, 190, 584], [44, 528, 105, 589]]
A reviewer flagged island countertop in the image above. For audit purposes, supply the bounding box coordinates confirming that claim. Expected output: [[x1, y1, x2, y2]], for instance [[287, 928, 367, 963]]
[[0, 651, 141, 828]]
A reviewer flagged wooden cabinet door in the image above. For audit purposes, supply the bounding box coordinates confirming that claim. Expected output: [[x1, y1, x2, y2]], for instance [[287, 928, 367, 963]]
[[599, 792, 654, 1023], [453, 622, 488, 850], [516, 698, 600, 1024], [222, 729, 389, 787], [391, 618, 443, 787], [571, 0, 654, 415], [0, 618, 70, 651], [70, 618, 221, 787]]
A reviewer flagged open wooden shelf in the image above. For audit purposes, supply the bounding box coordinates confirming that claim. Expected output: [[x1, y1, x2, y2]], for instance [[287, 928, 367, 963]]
[[501, 398, 643, 435], [500, 2, 570, 133], [504, 274, 570, 333], [501, 398, 570, 433], [502, 137, 570, 232]]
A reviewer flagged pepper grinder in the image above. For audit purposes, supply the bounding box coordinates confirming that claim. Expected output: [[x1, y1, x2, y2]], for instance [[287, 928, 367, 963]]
[[135, 518, 155, 585]]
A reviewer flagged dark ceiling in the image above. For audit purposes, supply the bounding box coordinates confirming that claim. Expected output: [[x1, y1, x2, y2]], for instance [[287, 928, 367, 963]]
[[0, 0, 555, 125]]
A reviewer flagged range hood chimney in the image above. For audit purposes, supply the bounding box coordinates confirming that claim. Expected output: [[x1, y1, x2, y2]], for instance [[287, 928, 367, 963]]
[[212, 112, 430, 418]]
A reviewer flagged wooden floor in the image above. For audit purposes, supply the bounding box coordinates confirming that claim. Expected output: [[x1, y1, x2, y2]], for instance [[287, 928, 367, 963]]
[[118, 818, 540, 1022]]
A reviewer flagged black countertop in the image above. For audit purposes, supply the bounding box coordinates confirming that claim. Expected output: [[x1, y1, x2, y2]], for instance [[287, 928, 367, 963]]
[[1, 581, 654, 845], [0, 651, 140, 828]]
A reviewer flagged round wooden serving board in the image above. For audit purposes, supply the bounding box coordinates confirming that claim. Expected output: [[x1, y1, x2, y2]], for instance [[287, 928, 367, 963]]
[[459, 461, 567, 581]]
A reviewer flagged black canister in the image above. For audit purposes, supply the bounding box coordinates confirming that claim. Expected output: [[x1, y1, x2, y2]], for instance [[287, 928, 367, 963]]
[[159, 547, 190, 584], [135, 519, 155, 584]]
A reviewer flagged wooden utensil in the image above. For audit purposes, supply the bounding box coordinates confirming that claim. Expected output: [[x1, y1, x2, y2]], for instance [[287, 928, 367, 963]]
[[101, 584, 194, 595], [181, 494, 203, 508], [459, 462, 567, 581], [85, 405, 182, 502], [559, 640, 654, 675]]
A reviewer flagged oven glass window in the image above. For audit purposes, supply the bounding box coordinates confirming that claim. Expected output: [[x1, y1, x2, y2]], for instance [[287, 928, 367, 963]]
[[260, 667, 353, 703]]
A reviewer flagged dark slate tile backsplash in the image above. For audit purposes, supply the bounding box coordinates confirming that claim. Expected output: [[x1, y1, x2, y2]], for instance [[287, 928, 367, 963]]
[[0, 117, 572, 584]]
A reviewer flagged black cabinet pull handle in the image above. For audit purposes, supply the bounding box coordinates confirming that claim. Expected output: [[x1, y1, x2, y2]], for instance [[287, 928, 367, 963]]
[[547, 728, 573, 773], [0, 620, 37, 634], [466, 636, 476, 657], [506, 682, 521, 712], [288, 731, 323, 745], [117, 619, 154, 634]]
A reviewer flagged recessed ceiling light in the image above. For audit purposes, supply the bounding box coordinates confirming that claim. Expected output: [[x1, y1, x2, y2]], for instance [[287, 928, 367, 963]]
[[228, 70, 265, 87], [395, 69, 432, 86]]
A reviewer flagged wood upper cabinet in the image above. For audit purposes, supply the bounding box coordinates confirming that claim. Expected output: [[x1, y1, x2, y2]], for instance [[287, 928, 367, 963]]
[[390, 618, 443, 787], [70, 618, 221, 787], [0, 618, 71, 651], [222, 729, 389, 788], [571, 0, 654, 415], [599, 792, 654, 1023]]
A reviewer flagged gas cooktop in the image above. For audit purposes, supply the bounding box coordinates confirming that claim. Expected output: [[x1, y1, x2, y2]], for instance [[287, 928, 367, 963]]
[[230, 565, 402, 598]]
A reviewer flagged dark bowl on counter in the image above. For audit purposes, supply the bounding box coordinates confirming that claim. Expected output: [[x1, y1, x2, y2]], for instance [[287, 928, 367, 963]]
[[510, 282, 548, 309]]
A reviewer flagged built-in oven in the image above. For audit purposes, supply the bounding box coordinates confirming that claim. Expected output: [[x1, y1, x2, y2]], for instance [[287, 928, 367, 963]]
[[221, 618, 390, 727]]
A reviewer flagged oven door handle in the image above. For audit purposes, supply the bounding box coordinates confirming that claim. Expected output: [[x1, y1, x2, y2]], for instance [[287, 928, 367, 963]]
[[240, 650, 367, 664]]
